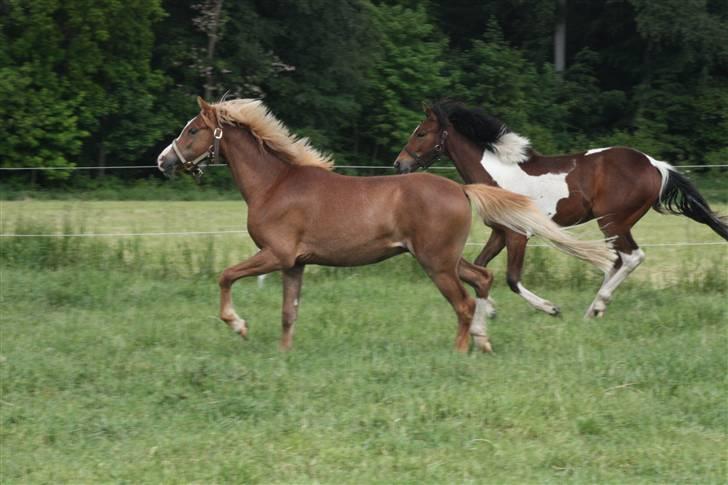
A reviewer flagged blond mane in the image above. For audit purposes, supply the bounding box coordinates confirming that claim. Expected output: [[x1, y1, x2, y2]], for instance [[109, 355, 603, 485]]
[[213, 99, 334, 170]]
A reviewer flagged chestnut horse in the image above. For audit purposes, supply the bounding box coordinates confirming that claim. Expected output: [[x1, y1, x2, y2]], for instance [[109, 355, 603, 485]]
[[157, 97, 614, 352], [394, 100, 728, 317]]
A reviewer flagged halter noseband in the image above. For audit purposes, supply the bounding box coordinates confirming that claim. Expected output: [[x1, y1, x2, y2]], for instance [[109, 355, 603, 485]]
[[405, 129, 448, 170], [171, 126, 223, 181]]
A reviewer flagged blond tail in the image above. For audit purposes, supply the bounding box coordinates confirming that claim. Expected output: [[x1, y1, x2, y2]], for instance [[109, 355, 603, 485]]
[[463, 184, 615, 272]]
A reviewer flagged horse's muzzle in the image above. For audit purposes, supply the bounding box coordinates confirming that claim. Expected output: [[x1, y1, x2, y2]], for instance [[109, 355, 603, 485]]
[[157, 144, 179, 177], [394, 158, 415, 174]]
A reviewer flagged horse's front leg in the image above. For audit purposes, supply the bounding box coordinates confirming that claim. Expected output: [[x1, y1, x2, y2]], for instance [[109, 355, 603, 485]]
[[280, 265, 304, 351], [504, 231, 560, 316], [219, 249, 283, 339]]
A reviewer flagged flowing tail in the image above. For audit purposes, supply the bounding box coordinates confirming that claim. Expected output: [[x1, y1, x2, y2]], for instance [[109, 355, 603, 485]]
[[654, 169, 728, 240], [463, 184, 616, 272]]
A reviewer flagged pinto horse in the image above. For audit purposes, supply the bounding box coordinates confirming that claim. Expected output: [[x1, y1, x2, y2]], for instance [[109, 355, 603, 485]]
[[157, 97, 614, 352], [394, 100, 728, 317]]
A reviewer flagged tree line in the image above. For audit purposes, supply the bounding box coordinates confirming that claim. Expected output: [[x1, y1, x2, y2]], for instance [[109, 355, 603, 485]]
[[1, 0, 726, 182]]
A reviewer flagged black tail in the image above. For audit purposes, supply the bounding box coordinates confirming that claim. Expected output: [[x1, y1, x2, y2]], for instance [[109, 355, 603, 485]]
[[654, 169, 728, 240]]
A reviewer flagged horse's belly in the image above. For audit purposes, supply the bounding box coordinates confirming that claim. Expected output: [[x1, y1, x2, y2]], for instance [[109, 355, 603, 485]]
[[299, 234, 406, 267], [481, 152, 570, 218]]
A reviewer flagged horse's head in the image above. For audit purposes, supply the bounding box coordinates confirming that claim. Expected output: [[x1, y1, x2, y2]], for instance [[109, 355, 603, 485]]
[[394, 106, 448, 173], [157, 97, 223, 179]]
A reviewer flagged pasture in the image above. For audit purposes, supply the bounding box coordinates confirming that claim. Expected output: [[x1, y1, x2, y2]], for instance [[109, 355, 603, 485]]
[[1, 199, 726, 483]]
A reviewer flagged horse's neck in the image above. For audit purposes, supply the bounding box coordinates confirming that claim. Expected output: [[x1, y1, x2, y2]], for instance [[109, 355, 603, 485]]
[[446, 129, 496, 185], [222, 127, 289, 203]]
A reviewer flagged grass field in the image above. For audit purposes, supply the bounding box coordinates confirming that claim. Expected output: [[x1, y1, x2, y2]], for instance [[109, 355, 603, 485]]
[[1, 199, 727, 483]]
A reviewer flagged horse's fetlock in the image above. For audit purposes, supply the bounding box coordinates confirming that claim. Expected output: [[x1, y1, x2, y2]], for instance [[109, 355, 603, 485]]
[[282, 309, 297, 326]]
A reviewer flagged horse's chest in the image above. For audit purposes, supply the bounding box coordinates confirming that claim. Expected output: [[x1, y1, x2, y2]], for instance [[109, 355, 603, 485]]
[[480, 151, 570, 218]]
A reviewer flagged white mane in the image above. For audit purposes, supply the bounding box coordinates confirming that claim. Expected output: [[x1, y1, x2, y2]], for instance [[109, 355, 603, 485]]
[[490, 132, 531, 164]]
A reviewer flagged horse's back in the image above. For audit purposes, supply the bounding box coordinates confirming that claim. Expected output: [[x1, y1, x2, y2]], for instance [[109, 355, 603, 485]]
[[253, 167, 472, 265]]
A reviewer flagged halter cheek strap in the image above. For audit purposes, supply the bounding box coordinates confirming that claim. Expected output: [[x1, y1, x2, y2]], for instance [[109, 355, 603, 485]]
[[406, 129, 449, 170], [171, 127, 223, 181]]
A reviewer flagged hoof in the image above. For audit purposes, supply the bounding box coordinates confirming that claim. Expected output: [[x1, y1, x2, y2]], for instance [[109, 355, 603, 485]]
[[472, 335, 493, 353], [584, 301, 606, 319], [584, 308, 605, 319], [230, 318, 248, 339]]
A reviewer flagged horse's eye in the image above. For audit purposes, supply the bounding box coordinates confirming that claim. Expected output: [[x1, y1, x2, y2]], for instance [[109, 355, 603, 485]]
[[189, 128, 199, 135], [416, 132, 426, 138]]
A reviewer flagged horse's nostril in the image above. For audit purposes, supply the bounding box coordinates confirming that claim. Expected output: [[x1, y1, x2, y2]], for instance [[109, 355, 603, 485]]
[[394, 161, 401, 170]]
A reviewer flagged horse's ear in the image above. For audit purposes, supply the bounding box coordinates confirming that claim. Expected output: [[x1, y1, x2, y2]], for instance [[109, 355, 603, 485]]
[[197, 96, 217, 127], [197, 96, 212, 111]]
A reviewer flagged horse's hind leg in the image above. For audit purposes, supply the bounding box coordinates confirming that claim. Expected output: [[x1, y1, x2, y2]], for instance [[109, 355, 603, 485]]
[[280, 265, 304, 351], [219, 248, 283, 338], [458, 259, 495, 352], [472, 229, 504, 317], [428, 269, 480, 352], [585, 230, 644, 318], [504, 230, 561, 316]]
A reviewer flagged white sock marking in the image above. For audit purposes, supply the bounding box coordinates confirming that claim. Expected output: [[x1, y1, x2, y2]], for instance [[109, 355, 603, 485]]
[[231, 319, 247, 333], [517, 283, 557, 313], [469, 298, 489, 336], [587, 249, 645, 315]]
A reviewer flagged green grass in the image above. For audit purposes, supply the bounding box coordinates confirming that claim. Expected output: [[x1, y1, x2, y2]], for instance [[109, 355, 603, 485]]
[[1, 200, 727, 483]]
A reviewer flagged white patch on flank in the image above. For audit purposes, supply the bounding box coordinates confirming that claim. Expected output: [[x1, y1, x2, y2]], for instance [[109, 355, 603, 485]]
[[642, 152, 674, 199], [491, 132, 531, 164], [469, 298, 489, 337], [481, 149, 571, 218], [585, 147, 611, 156]]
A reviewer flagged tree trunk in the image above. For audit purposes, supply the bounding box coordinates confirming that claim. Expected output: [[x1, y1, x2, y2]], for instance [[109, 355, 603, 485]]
[[554, 0, 567, 72], [204, 0, 224, 100]]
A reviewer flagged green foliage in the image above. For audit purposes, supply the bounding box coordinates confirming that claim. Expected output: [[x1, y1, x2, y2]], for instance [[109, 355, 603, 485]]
[[2, 0, 727, 178], [259, 0, 376, 159], [1, 0, 169, 175], [0, 1, 86, 175], [358, 3, 449, 160]]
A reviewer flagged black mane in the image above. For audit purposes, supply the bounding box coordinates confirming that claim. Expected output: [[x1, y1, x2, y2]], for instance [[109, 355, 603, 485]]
[[430, 101, 509, 151]]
